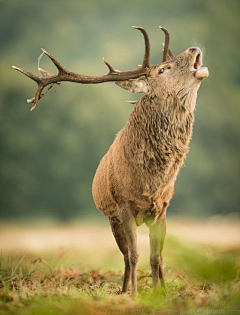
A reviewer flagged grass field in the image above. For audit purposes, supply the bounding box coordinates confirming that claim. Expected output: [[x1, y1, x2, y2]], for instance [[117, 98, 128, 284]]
[[0, 216, 240, 315]]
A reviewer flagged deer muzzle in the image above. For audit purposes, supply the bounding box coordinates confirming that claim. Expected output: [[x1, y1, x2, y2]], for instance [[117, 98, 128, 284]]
[[188, 47, 209, 80]]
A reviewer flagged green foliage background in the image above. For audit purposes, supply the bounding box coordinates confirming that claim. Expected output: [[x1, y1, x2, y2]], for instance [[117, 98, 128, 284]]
[[0, 0, 240, 220]]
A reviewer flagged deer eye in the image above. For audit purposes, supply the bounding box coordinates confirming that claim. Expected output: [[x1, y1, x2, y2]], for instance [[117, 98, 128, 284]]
[[158, 68, 164, 74]]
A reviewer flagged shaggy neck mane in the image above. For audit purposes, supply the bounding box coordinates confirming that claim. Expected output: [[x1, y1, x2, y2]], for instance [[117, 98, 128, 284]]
[[121, 90, 197, 172]]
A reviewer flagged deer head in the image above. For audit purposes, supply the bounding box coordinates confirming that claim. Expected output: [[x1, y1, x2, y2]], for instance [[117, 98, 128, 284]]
[[116, 32, 209, 99], [12, 26, 208, 111]]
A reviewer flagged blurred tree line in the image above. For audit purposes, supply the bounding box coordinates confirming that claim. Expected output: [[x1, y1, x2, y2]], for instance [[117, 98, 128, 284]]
[[0, 0, 239, 220]]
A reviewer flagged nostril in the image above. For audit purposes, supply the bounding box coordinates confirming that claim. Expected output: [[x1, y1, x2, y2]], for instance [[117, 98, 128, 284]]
[[189, 47, 197, 54]]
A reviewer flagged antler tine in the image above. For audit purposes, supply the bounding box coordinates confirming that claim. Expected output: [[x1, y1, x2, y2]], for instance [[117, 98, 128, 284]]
[[12, 65, 46, 111], [102, 58, 116, 74], [159, 26, 175, 62], [132, 26, 150, 68], [103, 26, 150, 74], [28, 85, 44, 111], [40, 48, 68, 74], [13, 27, 151, 111], [12, 66, 41, 83]]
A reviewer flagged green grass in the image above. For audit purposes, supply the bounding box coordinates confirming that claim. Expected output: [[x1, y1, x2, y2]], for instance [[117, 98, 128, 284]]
[[0, 223, 240, 315]]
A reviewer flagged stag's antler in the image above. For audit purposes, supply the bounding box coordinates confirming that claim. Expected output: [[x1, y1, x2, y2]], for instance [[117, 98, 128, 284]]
[[12, 27, 150, 111], [159, 26, 175, 62]]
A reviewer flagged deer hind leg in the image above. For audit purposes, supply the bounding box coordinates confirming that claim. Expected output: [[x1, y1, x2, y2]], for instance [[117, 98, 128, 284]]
[[109, 217, 130, 293], [149, 213, 167, 293], [120, 204, 138, 296]]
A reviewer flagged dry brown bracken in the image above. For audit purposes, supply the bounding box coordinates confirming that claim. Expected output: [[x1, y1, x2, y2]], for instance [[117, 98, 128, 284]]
[[12, 26, 209, 295]]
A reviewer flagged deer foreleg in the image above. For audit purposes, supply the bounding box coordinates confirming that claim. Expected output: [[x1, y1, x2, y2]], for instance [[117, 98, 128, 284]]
[[149, 214, 167, 294], [121, 205, 139, 296]]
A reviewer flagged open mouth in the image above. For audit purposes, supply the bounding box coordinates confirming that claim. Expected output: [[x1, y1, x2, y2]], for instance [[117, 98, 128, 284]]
[[191, 53, 202, 72], [189, 48, 209, 80]]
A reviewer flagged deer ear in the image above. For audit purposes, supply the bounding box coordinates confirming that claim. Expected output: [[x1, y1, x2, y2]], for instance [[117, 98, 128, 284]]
[[115, 78, 148, 94]]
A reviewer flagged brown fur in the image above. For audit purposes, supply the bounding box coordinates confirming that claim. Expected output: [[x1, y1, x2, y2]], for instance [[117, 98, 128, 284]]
[[92, 47, 208, 294]]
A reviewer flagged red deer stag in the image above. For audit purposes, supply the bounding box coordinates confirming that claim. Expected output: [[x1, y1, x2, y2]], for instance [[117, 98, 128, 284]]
[[12, 26, 209, 295]]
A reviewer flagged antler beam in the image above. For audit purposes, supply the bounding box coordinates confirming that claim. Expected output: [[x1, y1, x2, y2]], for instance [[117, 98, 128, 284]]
[[12, 27, 150, 111]]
